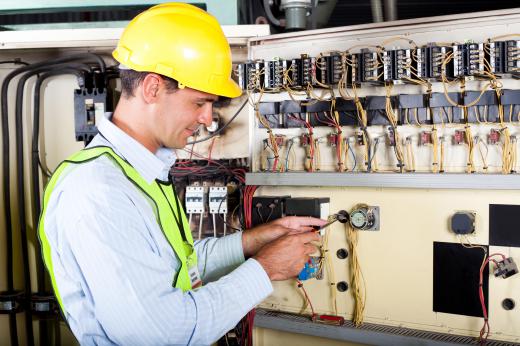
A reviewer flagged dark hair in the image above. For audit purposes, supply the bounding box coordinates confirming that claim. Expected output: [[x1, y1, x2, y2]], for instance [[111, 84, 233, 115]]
[[120, 69, 179, 97]]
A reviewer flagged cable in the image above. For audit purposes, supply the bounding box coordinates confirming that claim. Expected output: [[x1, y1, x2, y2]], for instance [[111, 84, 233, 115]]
[[1, 54, 105, 346], [186, 98, 247, 144], [31, 67, 89, 345], [345, 208, 366, 327]]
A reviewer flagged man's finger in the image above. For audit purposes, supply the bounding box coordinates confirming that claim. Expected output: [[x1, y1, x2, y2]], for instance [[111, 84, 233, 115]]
[[294, 231, 320, 243]]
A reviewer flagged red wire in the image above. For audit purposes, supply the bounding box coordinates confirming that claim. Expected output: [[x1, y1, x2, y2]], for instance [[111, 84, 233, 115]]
[[296, 279, 316, 318], [478, 253, 507, 344]]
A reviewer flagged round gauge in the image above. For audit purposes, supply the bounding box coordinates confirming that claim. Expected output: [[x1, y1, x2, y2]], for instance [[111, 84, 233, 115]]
[[350, 210, 368, 229]]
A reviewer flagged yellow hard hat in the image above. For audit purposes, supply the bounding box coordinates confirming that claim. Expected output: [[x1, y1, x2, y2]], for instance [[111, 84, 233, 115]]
[[113, 2, 242, 98]]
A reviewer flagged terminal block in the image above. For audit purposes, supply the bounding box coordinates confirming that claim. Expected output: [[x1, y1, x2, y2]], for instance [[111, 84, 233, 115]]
[[383, 49, 413, 82], [264, 59, 285, 90], [453, 43, 486, 77], [185, 186, 205, 214], [300, 54, 317, 87], [494, 257, 519, 279], [237, 60, 264, 91], [286, 58, 303, 88], [209, 187, 227, 214], [361, 49, 384, 84], [345, 53, 363, 86], [314, 53, 343, 86], [417, 45, 453, 79], [489, 40, 520, 76]]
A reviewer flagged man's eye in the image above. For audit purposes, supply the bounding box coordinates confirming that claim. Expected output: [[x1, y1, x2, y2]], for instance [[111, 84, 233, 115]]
[[196, 103, 205, 108]]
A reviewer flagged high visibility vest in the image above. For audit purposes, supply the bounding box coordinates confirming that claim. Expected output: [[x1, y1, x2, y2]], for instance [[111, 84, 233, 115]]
[[38, 146, 197, 314]]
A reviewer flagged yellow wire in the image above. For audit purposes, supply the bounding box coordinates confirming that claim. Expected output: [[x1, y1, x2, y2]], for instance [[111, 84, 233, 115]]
[[345, 214, 366, 327]]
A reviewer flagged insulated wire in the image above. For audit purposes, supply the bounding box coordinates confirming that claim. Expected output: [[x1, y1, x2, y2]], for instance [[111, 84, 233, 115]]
[[346, 216, 366, 327]]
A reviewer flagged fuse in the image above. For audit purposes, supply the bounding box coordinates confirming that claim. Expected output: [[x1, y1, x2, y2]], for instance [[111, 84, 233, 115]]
[[419, 131, 433, 145], [487, 129, 501, 145], [452, 130, 466, 145], [300, 133, 312, 147], [327, 133, 339, 146]]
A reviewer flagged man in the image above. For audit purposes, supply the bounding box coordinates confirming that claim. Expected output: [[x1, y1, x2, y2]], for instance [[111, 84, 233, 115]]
[[39, 3, 325, 345]]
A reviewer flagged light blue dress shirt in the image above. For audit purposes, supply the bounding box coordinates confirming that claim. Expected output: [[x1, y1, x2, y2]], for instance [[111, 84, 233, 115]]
[[43, 116, 273, 345]]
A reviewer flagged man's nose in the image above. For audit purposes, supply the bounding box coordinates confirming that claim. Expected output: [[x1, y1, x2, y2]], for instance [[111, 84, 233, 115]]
[[199, 104, 213, 127]]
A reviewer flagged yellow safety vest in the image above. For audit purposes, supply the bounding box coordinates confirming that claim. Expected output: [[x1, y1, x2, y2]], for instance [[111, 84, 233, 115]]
[[38, 146, 198, 314]]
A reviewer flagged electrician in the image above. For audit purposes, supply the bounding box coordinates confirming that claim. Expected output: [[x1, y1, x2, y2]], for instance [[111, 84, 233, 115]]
[[38, 3, 325, 345]]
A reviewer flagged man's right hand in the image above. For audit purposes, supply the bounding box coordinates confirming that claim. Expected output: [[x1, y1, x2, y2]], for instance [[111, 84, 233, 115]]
[[253, 232, 320, 281]]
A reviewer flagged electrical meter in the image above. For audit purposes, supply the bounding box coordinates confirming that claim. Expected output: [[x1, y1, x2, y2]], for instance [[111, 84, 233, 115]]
[[349, 205, 380, 231]]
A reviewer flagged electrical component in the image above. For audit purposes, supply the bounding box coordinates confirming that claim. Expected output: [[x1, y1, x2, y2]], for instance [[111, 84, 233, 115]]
[[356, 131, 365, 146], [452, 130, 466, 145], [417, 45, 453, 79], [493, 257, 519, 279], [419, 131, 433, 146], [285, 197, 330, 219], [453, 43, 486, 77], [488, 129, 501, 145], [383, 49, 413, 82], [185, 186, 205, 214], [300, 54, 316, 87], [450, 211, 476, 234], [361, 49, 384, 84], [300, 133, 312, 146], [251, 196, 290, 227], [312, 314, 345, 326], [346, 53, 363, 86], [387, 127, 396, 146], [74, 87, 111, 144], [208, 186, 227, 214], [264, 59, 285, 90], [349, 205, 379, 231], [297, 256, 322, 281], [327, 133, 339, 146], [489, 40, 520, 76], [286, 58, 303, 88], [238, 60, 264, 91]]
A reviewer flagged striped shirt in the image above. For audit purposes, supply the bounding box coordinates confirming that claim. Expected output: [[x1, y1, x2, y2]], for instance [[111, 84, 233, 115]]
[[43, 115, 273, 345]]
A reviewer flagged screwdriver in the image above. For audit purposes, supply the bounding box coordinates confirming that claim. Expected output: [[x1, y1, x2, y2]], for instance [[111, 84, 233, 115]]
[[313, 210, 349, 233]]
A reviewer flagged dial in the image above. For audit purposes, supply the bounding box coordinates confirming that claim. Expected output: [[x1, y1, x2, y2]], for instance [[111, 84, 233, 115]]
[[350, 210, 368, 229]]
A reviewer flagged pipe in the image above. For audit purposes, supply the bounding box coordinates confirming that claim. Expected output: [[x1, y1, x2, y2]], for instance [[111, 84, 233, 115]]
[[263, 0, 282, 26], [370, 0, 384, 23], [384, 0, 397, 21]]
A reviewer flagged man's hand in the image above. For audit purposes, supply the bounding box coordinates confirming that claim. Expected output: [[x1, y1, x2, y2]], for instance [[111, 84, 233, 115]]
[[253, 232, 320, 281], [242, 216, 326, 258]]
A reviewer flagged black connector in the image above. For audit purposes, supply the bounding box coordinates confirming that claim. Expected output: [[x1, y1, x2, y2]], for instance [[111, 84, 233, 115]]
[[494, 257, 519, 279]]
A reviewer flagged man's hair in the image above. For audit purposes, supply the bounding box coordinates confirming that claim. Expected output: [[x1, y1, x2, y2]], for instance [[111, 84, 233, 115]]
[[120, 69, 179, 97]]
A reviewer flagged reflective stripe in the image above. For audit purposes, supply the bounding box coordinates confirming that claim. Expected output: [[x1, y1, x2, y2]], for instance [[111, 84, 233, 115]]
[[38, 146, 197, 315]]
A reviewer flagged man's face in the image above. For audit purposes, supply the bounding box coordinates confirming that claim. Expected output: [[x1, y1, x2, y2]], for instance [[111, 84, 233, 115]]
[[154, 82, 218, 149]]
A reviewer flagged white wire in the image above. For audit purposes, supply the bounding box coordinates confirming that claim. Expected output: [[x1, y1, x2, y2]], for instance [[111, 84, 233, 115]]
[[198, 214, 203, 240], [212, 213, 217, 238], [223, 214, 227, 236]]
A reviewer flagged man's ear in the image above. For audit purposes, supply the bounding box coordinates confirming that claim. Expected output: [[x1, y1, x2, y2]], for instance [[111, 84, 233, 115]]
[[141, 73, 161, 103]]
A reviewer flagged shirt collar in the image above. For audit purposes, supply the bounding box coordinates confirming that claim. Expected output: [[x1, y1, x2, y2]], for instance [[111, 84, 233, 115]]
[[97, 115, 176, 183]]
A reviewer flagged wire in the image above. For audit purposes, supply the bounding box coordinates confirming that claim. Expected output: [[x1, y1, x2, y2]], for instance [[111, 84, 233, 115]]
[[345, 208, 366, 327], [187, 98, 247, 145], [296, 280, 316, 318]]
